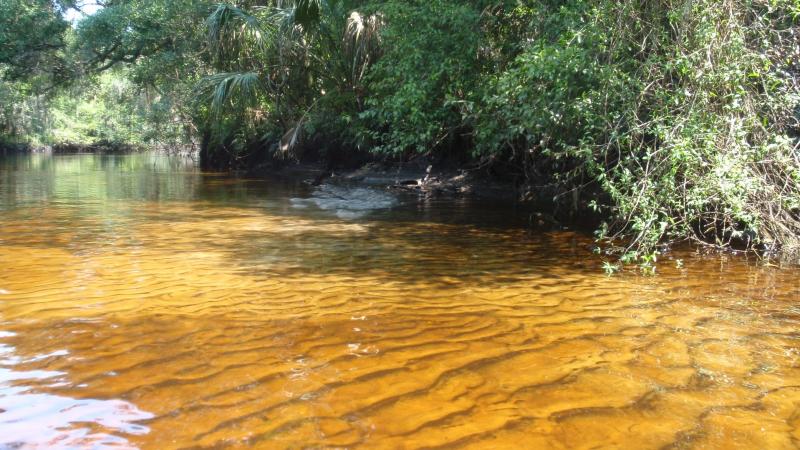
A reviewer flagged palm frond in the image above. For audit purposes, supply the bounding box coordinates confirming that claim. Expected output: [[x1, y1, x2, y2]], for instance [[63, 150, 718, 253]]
[[293, 0, 323, 29], [278, 121, 304, 160], [199, 71, 263, 117], [271, 0, 341, 33], [206, 4, 271, 58], [344, 11, 383, 82]]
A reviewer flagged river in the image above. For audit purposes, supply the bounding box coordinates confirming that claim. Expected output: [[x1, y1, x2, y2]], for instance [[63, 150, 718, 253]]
[[0, 153, 799, 449]]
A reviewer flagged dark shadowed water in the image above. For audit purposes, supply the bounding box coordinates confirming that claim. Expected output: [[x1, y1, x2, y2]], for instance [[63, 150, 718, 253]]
[[1, 153, 799, 449]]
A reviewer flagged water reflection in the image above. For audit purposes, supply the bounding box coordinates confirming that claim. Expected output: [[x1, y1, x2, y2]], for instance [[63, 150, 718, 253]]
[[0, 331, 153, 449], [290, 185, 399, 219]]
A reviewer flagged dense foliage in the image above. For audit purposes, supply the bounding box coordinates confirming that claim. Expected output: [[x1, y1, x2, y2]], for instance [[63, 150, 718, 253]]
[[0, 0, 189, 148], [1, 0, 799, 262]]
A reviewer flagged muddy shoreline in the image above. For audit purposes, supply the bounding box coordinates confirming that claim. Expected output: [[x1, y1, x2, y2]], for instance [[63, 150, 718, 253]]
[[247, 159, 526, 204]]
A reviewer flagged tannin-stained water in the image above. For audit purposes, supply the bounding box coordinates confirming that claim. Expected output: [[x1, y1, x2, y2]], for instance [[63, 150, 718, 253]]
[[0, 153, 799, 449]]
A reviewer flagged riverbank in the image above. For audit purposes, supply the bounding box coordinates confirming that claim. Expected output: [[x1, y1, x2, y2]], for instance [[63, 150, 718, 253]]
[[263, 161, 519, 201], [0, 141, 37, 155], [0, 141, 138, 154], [251, 156, 798, 265], [3, 145, 790, 262], [0, 140, 200, 156]]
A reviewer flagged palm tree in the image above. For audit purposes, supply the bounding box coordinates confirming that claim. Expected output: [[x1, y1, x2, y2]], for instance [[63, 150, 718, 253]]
[[198, 0, 381, 160]]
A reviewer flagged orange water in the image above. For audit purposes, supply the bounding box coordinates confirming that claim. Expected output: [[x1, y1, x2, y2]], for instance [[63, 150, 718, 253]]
[[1, 153, 799, 449]]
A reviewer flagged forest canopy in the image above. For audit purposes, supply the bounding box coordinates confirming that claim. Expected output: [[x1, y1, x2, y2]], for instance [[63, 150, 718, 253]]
[[1, 0, 799, 262]]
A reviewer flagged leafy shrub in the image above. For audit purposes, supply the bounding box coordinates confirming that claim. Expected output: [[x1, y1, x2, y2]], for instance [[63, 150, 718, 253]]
[[359, 0, 484, 154], [475, 0, 800, 259]]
